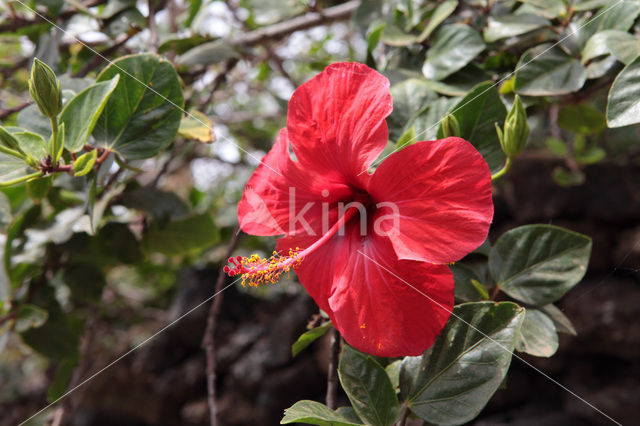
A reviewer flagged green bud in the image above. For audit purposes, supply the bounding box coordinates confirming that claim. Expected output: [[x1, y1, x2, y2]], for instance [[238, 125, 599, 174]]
[[499, 95, 529, 157], [0, 126, 22, 152], [28, 58, 62, 119], [441, 114, 461, 138]]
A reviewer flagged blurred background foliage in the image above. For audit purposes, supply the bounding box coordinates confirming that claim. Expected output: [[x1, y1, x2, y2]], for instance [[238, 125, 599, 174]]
[[0, 0, 639, 425]]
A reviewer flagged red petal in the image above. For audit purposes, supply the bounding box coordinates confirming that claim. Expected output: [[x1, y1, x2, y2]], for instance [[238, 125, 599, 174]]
[[368, 138, 493, 264], [287, 62, 392, 185], [238, 129, 352, 236], [278, 223, 453, 357]]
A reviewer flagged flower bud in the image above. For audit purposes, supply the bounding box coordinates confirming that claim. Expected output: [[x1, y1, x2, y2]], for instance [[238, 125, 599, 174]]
[[498, 95, 529, 157], [441, 114, 461, 138], [28, 58, 62, 119]]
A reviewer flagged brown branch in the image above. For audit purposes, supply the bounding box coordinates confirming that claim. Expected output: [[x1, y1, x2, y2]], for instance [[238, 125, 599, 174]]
[[73, 30, 140, 78], [0, 0, 107, 33], [0, 101, 30, 120], [202, 229, 242, 426], [325, 327, 341, 410], [198, 58, 240, 110], [194, 0, 358, 51]]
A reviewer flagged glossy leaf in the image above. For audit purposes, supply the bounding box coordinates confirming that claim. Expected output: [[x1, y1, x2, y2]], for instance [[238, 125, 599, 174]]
[[489, 225, 592, 306], [582, 30, 640, 66], [436, 81, 507, 173], [595, 0, 640, 32], [518, 0, 566, 19], [516, 308, 559, 357], [93, 53, 184, 160], [292, 322, 332, 357], [281, 400, 362, 425], [400, 302, 524, 425], [451, 263, 489, 302], [483, 14, 550, 43], [59, 75, 120, 152], [422, 24, 485, 81], [338, 344, 398, 426], [540, 304, 577, 335], [179, 40, 238, 66], [606, 55, 640, 127], [416, 0, 458, 42], [120, 188, 190, 222], [514, 44, 587, 96], [388, 79, 437, 141]]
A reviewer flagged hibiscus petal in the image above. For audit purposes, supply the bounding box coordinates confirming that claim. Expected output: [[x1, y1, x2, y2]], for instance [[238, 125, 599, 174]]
[[278, 223, 453, 357], [238, 129, 352, 236], [287, 62, 392, 185], [368, 138, 493, 264]]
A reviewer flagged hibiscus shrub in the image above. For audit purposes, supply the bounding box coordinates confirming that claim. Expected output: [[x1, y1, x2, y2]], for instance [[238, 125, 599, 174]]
[[1, 0, 636, 424]]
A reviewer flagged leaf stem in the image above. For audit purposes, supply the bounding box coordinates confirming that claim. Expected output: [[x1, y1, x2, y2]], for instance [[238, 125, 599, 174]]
[[491, 156, 513, 181], [0, 144, 25, 159], [0, 171, 43, 187]]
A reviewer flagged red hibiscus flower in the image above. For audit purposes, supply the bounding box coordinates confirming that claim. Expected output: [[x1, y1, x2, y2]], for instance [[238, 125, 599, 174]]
[[224, 62, 493, 357]]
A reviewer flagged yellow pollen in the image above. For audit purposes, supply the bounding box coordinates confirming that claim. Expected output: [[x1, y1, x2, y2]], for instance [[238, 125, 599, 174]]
[[227, 248, 304, 287]]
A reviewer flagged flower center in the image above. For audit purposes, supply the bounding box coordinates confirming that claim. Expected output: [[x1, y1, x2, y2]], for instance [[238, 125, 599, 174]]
[[224, 206, 359, 287]]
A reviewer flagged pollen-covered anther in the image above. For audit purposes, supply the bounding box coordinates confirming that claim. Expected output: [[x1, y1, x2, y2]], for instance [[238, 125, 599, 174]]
[[224, 248, 303, 287]]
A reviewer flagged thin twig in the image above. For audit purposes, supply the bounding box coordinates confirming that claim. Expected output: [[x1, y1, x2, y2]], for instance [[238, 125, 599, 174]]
[[325, 327, 341, 410], [0, 101, 31, 120], [197, 58, 240, 111], [147, 0, 158, 53], [202, 229, 242, 426]]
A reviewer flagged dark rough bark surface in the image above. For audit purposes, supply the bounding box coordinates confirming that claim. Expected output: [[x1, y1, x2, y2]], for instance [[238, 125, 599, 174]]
[[3, 157, 639, 425]]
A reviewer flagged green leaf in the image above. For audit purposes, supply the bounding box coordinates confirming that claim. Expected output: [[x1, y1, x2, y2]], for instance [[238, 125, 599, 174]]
[[388, 79, 437, 141], [13, 131, 47, 161], [514, 44, 587, 96], [558, 104, 606, 134], [422, 24, 485, 81], [186, 0, 203, 27], [400, 302, 524, 425], [338, 344, 398, 426], [15, 303, 49, 332], [381, 23, 418, 47], [292, 322, 332, 357], [47, 359, 75, 402], [416, 0, 458, 42], [595, 0, 640, 32], [142, 214, 218, 256], [63, 264, 106, 303], [281, 400, 362, 425], [545, 137, 567, 157], [178, 40, 239, 66], [516, 308, 559, 357], [571, 0, 615, 12], [451, 263, 489, 302], [17, 104, 52, 139], [73, 149, 98, 177], [606, 55, 640, 127], [489, 225, 592, 306], [436, 81, 507, 173], [517, 0, 566, 18], [120, 187, 190, 222], [59, 75, 120, 152], [483, 14, 550, 43], [582, 30, 640, 66], [385, 360, 402, 389], [540, 304, 577, 335], [93, 53, 185, 160], [0, 152, 31, 185], [26, 176, 52, 201], [178, 110, 215, 143], [96, 222, 142, 264]]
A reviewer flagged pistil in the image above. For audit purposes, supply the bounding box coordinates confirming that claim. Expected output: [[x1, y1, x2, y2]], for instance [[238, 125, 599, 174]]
[[224, 207, 358, 287]]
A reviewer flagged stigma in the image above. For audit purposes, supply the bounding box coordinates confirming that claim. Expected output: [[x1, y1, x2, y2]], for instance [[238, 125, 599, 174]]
[[223, 248, 302, 287]]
